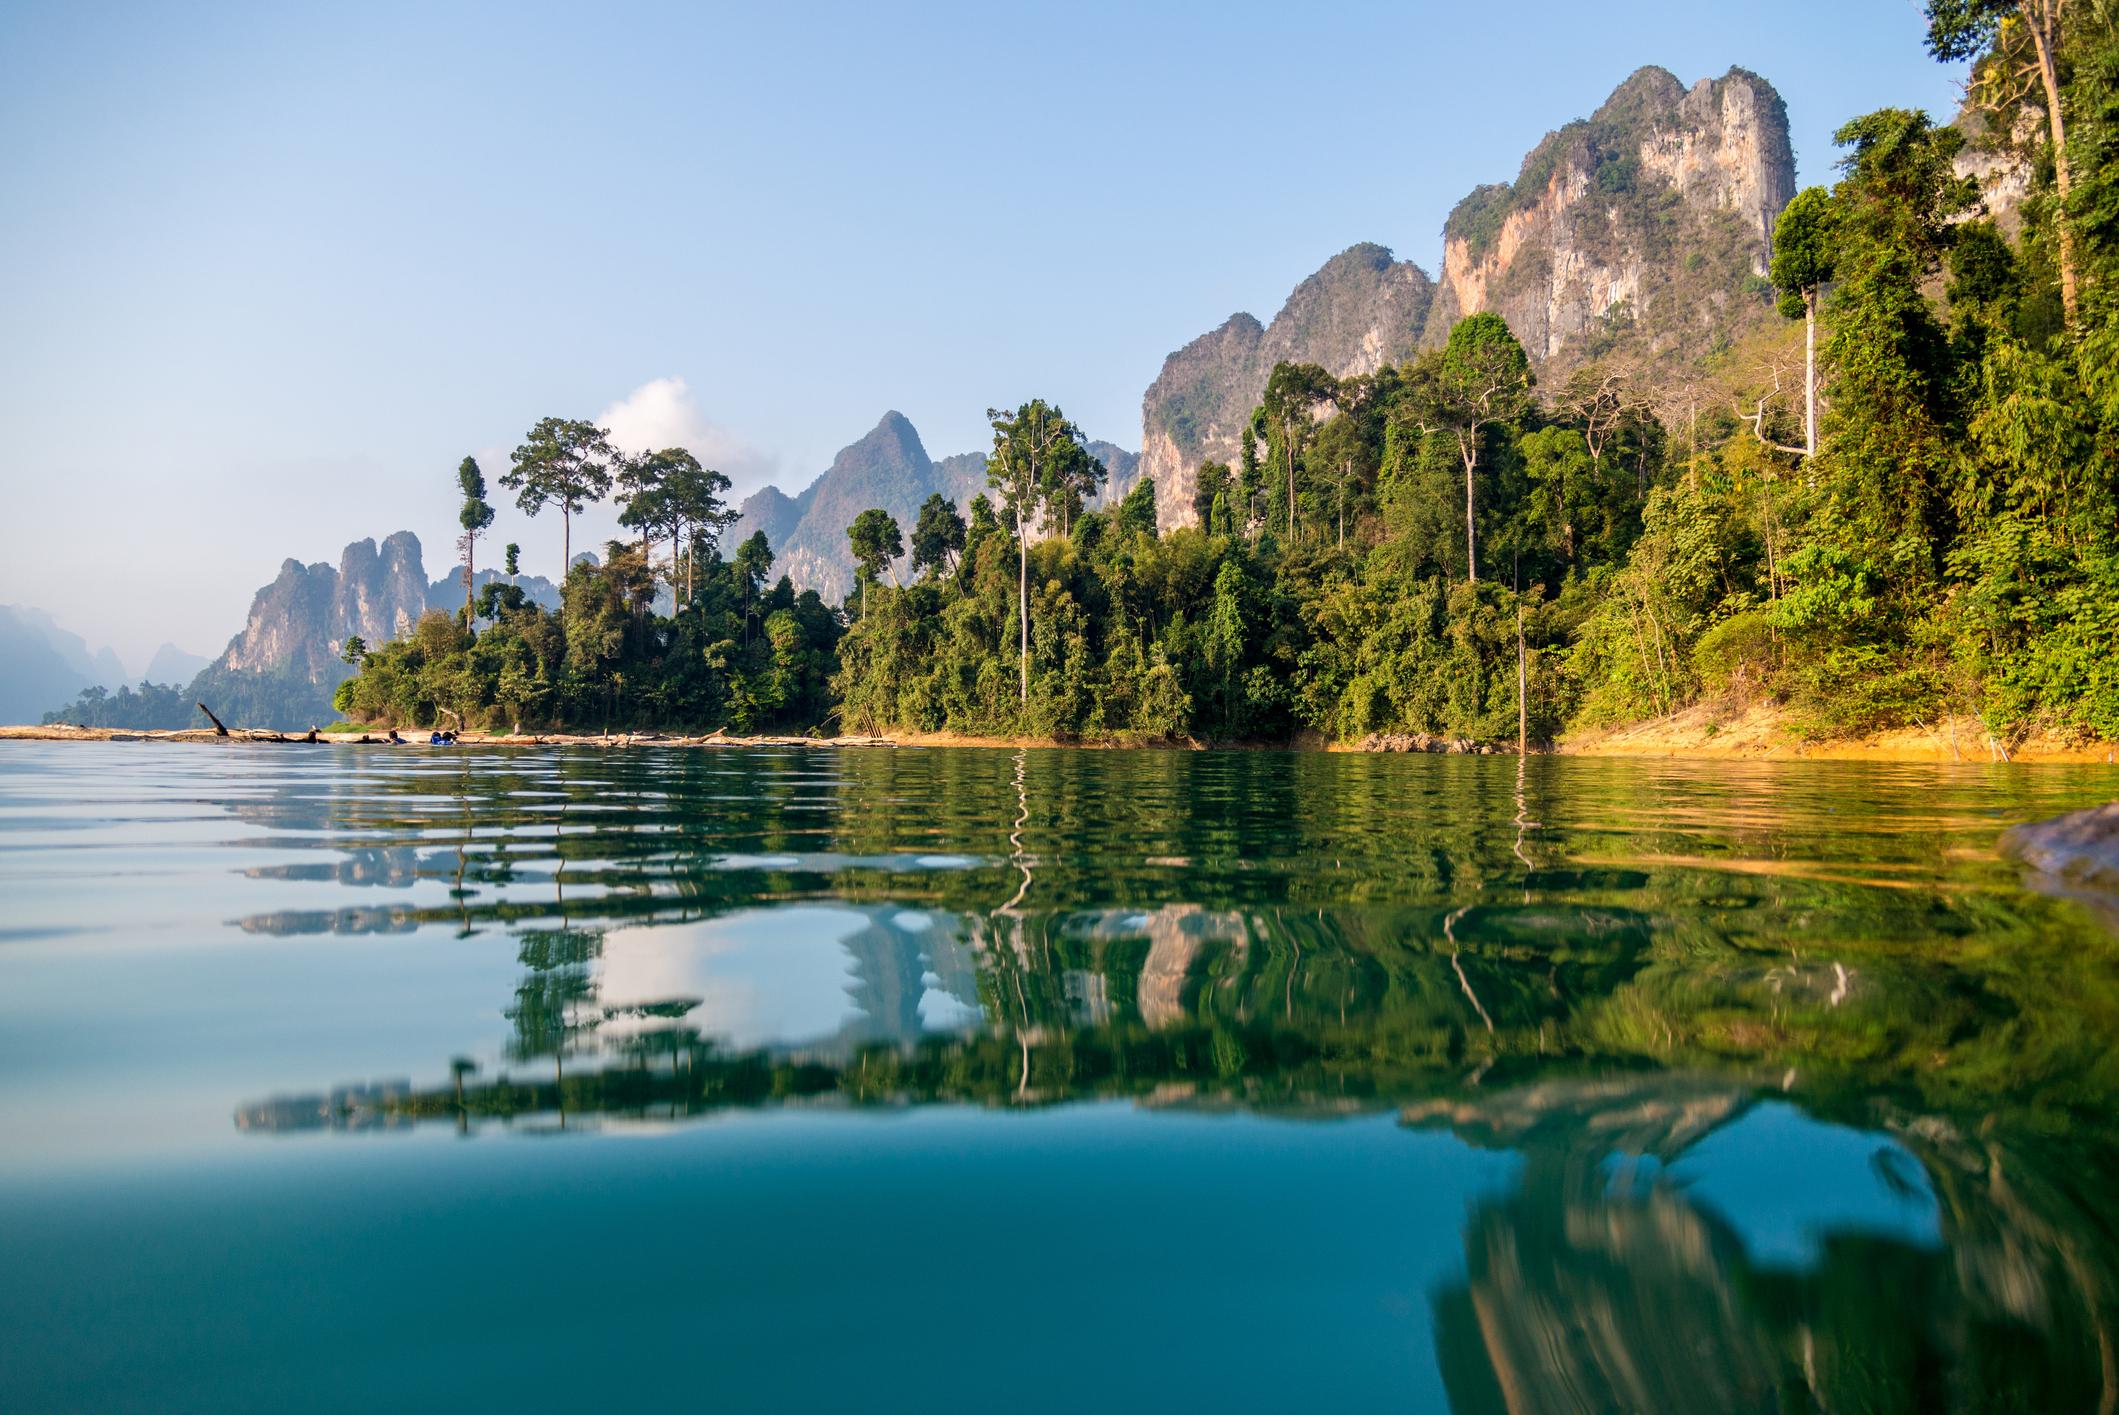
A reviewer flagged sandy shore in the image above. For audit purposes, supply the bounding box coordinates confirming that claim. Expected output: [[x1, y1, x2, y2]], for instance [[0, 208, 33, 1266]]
[[1560, 703, 2119, 765]]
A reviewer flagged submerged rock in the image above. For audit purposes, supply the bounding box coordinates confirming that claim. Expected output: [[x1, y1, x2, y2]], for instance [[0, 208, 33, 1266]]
[[2002, 802, 2119, 895]]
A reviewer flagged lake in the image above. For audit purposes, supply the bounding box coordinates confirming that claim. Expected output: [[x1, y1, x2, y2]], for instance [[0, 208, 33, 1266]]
[[1, 742, 2116, 1413]]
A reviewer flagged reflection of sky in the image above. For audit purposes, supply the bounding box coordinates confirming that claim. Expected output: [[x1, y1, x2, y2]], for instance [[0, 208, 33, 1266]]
[[1664, 1101, 1943, 1269], [598, 908, 869, 1051], [596, 906, 984, 1053]]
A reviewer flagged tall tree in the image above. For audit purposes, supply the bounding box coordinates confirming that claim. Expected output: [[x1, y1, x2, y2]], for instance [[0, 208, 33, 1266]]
[[1771, 187, 1837, 457], [1926, 0, 2080, 326], [732, 531, 774, 644], [1258, 362, 1337, 541], [1430, 314, 1533, 583], [501, 418, 619, 574], [847, 507, 903, 618], [617, 455, 676, 595], [986, 400, 1090, 702], [1820, 109, 1975, 579], [456, 456, 496, 618], [1193, 460, 1233, 533], [1115, 477, 1158, 539], [619, 448, 731, 608], [910, 493, 967, 580]]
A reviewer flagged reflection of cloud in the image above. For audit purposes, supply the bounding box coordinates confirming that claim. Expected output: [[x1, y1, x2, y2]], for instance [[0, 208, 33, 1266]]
[[594, 905, 983, 1053], [594, 377, 779, 488], [597, 908, 864, 1051]]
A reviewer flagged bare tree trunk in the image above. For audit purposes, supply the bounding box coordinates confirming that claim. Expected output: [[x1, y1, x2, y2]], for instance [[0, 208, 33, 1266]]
[[2028, 2, 2080, 327], [1017, 508, 1030, 703], [562, 508, 571, 577], [1285, 415, 1297, 540], [1517, 600, 1528, 755], [1803, 291, 1819, 458], [1462, 437, 1479, 584]]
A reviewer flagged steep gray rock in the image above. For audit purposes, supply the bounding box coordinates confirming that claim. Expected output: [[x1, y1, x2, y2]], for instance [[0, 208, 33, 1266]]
[[1140, 244, 1434, 529], [214, 533, 427, 681], [1426, 66, 1793, 362]]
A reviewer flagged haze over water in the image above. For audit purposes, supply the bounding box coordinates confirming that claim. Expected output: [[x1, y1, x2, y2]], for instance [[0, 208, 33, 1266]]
[[2, 743, 2117, 1412]]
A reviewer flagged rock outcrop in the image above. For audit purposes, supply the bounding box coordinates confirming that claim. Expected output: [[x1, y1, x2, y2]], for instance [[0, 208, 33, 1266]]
[[2002, 802, 2119, 898], [1139, 66, 1796, 528]]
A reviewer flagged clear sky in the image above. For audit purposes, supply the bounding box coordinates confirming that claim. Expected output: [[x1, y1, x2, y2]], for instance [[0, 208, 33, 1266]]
[[0, 0, 1965, 671]]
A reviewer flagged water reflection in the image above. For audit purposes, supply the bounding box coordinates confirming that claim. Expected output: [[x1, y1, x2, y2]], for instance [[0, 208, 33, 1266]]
[[6, 742, 2119, 1409]]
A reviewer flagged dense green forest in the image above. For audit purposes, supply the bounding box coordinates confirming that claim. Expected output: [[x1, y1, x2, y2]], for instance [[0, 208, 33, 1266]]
[[339, 7, 2119, 746]]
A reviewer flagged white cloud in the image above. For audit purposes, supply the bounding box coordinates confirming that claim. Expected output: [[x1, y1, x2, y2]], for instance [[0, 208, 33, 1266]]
[[594, 376, 780, 491]]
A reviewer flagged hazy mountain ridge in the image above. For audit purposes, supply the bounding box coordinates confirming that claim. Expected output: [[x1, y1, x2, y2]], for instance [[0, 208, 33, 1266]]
[[728, 413, 1139, 601], [0, 605, 130, 725], [1138, 65, 1798, 528]]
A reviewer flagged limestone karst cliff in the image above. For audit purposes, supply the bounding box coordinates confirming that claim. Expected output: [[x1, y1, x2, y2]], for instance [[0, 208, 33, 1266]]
[[214, 531, 427, 680], [1138, 65, 1797, 529], [1426, 66, 1793, 361]]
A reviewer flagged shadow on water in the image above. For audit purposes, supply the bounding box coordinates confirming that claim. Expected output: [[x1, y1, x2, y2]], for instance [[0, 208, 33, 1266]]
[[39, 743, 2119, 1410]]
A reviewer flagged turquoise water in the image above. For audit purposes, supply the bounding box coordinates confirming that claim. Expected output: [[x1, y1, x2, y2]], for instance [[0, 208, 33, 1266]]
[[2, 742, 2116, 1412]]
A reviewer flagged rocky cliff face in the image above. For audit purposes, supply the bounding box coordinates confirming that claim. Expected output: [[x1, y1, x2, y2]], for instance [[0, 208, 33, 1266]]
[[765, 412, 936, 601], [1140, 244, 1434, 529], [1426, 66, 1792, 361], [1139, 67, 1796, 528], [217, 531, 427, 680]]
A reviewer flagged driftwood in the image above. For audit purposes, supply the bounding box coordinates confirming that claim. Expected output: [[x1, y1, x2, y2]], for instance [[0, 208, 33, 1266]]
[[196, 702, 229, 736]]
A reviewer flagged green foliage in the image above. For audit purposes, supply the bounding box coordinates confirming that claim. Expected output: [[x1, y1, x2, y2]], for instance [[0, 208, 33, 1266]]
[[41, 680, 192, 729], [338, 530, 841, 734], [1770, 186, 1836, 317], [500, 416, 620, 568]]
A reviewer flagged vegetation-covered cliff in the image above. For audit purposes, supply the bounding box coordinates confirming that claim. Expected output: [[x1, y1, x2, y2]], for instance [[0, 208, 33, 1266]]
[[1139, 66, 1798, 529]]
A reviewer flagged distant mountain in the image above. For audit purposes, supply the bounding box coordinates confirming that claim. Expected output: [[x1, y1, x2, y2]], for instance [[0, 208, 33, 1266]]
[[0, 605, 129, 724], [141, 643, 210, 686], [426, 566, 564, 615], [727, 412, 1140, 601], [1138, 65, 1796, 528]]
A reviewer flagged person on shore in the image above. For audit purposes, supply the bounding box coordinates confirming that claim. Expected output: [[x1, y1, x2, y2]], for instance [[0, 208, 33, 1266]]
[[387, 729, 404, 744]]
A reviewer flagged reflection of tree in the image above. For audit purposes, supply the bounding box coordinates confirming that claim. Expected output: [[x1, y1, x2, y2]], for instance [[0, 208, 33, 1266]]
[[1415, 1076, 2118, 1415], [505, 928, 605, 1114]]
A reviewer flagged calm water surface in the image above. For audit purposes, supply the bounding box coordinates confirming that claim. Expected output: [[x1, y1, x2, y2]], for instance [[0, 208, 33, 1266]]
[[2, 742, 2117, 1413]]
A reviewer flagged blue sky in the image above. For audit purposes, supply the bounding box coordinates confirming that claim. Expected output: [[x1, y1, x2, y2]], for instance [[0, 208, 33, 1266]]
[[0, 0, 1964, 668]]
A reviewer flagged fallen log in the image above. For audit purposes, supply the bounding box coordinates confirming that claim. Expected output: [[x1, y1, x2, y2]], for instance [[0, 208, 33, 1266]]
[[196, 702, 230, 736]]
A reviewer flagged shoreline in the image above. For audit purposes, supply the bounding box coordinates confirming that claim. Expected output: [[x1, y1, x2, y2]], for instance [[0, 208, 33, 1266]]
[[6, 707, 2117, 765]]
